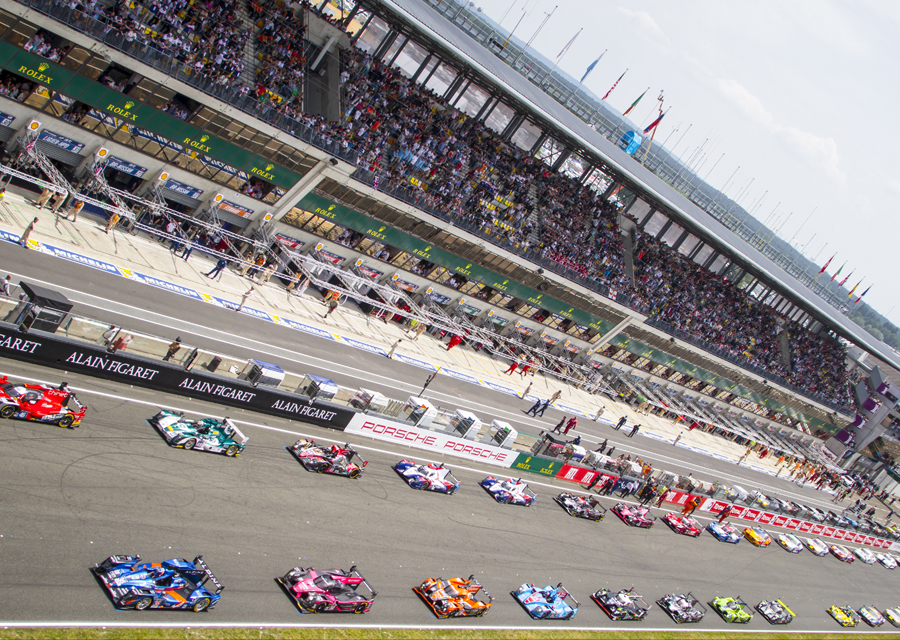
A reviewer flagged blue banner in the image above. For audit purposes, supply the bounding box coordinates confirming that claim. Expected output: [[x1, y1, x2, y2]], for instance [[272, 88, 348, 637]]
[[106, 156, 147, 178], [38, 130, 85, 153], [164, 179, 204, 199], [0, 111, 14, 127]]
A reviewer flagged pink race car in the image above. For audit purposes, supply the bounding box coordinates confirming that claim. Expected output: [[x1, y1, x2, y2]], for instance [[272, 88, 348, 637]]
[[663, 513, 702, 537], [277, 566, 376, 613], [611, 502, 656, 528]]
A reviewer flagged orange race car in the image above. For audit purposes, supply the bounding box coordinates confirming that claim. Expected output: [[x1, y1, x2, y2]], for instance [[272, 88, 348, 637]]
[[413, 575, 493, 618]]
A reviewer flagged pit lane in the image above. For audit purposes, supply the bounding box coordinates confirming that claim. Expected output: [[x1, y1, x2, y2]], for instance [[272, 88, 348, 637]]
[[0, 359, 895, 632]]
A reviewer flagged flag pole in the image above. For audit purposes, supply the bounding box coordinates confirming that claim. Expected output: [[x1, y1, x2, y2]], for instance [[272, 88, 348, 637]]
[[541, 27, 582, 89]]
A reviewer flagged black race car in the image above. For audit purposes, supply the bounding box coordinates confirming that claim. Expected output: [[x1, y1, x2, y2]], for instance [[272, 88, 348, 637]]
[[591, 588, 649, 621], [554, 492, 606, 521], [288, 439, 368, 478], [657, 592, 706, 623], [756, 599, 795, 625]]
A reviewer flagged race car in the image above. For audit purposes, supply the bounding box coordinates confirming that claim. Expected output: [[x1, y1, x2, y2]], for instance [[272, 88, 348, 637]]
[[709, 595, 753, 624], [480, 476, 536, 506], [414, 575, 492, 618], [150, 410, 247, 456], [657, 592, 706, 624], [884, 607, 900, 627], [824, 511, 843, 526], [92, 555, 222, 612], [277, 566, 376, 613], [841, 514, 860, 530], [743, 527, 771, 547], [554, 492, 606, 521], [0, 377, 86, 428], [289, 439, 367, 478], [803, 537, 829, 556], [829, 544, 855, 563], [756, 599, 795, 625], [805, 506, 826, 522], [775, 533, 803, 553], [875, 553, 898, 569], [611, 503, 656, 528], [827, 605, 860, 627], [749, 490, 771, 509], [663, 514, 702, 537], [858, 605, 885, 627], [707, 521, 741, 544], [774, 499, 802, 516], [853, 547, 877, 564], [591, 588, 649, 621], [393, 459, 459, 494], [512, 583, 578, 620]]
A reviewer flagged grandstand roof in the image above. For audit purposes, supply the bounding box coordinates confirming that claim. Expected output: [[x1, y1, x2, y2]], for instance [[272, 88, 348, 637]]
[[375, 0, 900, 374]]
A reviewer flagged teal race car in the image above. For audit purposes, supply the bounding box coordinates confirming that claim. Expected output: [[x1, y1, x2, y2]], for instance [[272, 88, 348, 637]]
[[710, 595, 753, 623], [150, 410, 248, 457]]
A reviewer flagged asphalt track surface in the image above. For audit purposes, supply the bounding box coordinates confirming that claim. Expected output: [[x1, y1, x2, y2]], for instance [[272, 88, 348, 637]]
[[0, 244, 897, 631]]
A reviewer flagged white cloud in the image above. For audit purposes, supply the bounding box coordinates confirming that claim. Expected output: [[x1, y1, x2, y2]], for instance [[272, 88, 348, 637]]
[[617, 7, 670, 44], [717, 78, 844, 183]]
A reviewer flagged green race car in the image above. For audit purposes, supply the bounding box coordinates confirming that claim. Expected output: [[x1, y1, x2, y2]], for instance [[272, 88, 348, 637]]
[[149, 410, 248, 456], [709, 595, 753, 624]]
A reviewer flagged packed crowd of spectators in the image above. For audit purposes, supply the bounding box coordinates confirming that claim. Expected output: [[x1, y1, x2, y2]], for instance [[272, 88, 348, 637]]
[[31, 0, 851, 408]]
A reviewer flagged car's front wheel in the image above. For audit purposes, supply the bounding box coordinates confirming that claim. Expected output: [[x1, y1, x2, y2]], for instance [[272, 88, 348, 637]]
[[192, 598, 211, 612], [0, 405, 15, 419], [58, 415, 74, 428], [182, 438, 197, 450], [134, 596, 153, 611]]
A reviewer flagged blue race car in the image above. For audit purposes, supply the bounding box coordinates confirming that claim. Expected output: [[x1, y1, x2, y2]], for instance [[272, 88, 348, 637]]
[[707, 521, 741, 544], [393, 459, 460, 494], [511, 582, 579, 619], [92, 555, 223, 612]]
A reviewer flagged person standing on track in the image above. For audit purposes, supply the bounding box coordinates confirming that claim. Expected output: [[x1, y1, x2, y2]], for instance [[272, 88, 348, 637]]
[[503, 359, 518, 375], [524, 397, 543, 416], [718, 504, 732, 523], [615, 416, 627, 431], [387, 338, 401, 359], [18, 217, 38, 247], [236, 286, 255, 313], [446, 334, 463, 350], [563, 416, 577, 435], [551, 417, 566, 434], [323, 291, 341, 319], [205, 257, 227, 279], [628, 423, 641, 438]]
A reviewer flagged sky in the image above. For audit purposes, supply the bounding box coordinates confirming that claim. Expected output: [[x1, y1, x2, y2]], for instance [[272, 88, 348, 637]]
[[473, 0, 900, 326]]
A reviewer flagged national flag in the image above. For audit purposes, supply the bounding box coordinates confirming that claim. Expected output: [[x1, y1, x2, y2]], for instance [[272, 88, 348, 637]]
[[623, 87, 649, 116], [830, 262, 845, 282], [580, 50, 606, 84], [602, 68, 627, 101], [838, 269, 854, 287], [855, 285, 872, 304], [848, 279, 862, 298], [818, 254, 834, 274], [556, 28, 583, 59], [642, 109, 667, 134]]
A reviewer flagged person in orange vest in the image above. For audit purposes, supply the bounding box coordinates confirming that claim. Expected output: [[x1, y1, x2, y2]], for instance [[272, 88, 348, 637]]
[[323, 290, 341, 319]]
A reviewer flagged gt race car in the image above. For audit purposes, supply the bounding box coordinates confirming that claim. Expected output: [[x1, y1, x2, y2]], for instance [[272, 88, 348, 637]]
[[92, 555, 222, 612], [554, 492, 606, 521], [709, 595, 753, 624], [150, 410, 247, 456], [393, 460, 459, 494], [277, 566, 376, 613], [775, 533, 803, 553], [591, 588, 649, 621], [829, 544, 855, 563], [875, 553, 898, 569], [756, 599, 795, 625], [611, 503, 656, 528], [0, 377, 86, 427], [827, 605, 860, 627], [803, 537, 829, 556], [413, 575, 492, 618], [480, 477, 536, 506], [512, 583, 578, 620], [707, 521, 741, 543], [884, 607, 900, 627], [858, 605, 885, 627], [743, 527, 771, 547], [853, 547, 877, 564], [657, 592, 706, 623], [805, 506, 826, 522], [289, 439, 367, 478], [663, 514, 701, 537]]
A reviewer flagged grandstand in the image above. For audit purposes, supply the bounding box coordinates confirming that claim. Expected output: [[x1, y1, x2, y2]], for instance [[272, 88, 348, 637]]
[[0, 0, 897, 470]]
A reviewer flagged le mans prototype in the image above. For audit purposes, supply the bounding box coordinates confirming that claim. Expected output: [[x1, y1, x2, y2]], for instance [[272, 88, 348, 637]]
[[150, 410, 247, 456], [512, 583, 578, 619], [289, 439, 367, 478], [480, 476, 536, 506], [663, 514, 702, 537], [611, 502, 656, 528], [756, 599, 795, 625], [277, 566, 376, 613], [92, 555, 222, 612], [591, 588, 649, 621], [709, 595, 753, 623], [394, 460, 460, 494], [554, 492, 606, 520], [0, 376, 86, 427], [413, 576, 492, 618], [657, 592, 706, 623]]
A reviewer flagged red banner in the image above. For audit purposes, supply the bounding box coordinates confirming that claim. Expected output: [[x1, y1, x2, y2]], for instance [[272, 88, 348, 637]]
[[744, 508, 761, 521], [798, 521, 812, 533], [554, 464, 614, 486], [758, 512, 774, 525], [811, 524, 825, 535], [771, 515, 787, 528]]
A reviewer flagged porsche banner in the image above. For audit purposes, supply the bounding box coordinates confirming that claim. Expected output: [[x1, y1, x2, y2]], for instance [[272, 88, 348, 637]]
[[344, 414, 515, 468]]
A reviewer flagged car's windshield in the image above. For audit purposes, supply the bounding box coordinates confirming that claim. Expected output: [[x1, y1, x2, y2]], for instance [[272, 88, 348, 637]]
[[2, 383, 25, 397], [314, 575, 338, 590]]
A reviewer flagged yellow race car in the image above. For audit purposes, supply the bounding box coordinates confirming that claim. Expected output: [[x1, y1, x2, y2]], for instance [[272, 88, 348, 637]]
[[743, 527, 772, 547], [827, 605, 860, 627]]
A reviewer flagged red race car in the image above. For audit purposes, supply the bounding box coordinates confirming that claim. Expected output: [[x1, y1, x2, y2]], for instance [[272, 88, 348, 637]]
[[663, 513, 702, 537], [0, 377, 86, 428]]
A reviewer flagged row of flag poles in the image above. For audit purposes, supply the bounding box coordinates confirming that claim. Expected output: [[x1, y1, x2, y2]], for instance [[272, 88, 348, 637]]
[[818, 254, 871, 303]]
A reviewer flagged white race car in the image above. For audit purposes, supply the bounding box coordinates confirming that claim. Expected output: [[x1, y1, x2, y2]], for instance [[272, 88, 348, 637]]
[[802, 537, 829, 557], [853, 547, 877, 564], [775, 533, 803, 553], [875, 553, 898, 570], [393, 459, 460, 494], [480, 476, 536, 506]]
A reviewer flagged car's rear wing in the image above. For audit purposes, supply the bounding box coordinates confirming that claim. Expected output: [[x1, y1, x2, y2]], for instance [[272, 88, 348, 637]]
[[223, 419, 248, 445], [624, 588, 650, 612], [519, 480, 537, 501], [467, 575, 493, 602], [346, 444, 368, 467], [348, 565, 377, 599], [686, 592, 707, 615], [587, 497, 608, 516], [776, 599, 795, 618], [444, 469, 461, 487], [194, 555, 224, 594], [556, 583, 580, 609]]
